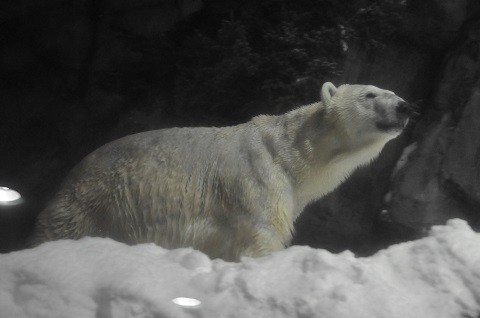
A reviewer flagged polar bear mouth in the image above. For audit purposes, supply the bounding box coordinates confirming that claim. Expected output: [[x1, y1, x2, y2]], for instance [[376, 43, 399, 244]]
[[375, 120, 407, 132]]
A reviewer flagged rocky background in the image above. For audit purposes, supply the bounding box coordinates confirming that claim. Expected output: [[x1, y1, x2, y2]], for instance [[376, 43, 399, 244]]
[[1, 0, 479, 255], [295, 0, 480, 253]]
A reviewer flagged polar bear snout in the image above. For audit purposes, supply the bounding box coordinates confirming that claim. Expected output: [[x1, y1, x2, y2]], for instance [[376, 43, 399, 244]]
[[394, 100, 413, 121], [374, 96, 411, 132], [396, 100, 410, 115], [395, 100, 418, 119]]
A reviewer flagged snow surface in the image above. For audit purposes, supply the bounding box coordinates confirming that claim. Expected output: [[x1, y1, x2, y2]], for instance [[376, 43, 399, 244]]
[[1, 219, 480, 318]]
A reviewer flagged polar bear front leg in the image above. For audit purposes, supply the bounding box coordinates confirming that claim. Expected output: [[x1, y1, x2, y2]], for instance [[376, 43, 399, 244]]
[[241, 237, 286, 259]]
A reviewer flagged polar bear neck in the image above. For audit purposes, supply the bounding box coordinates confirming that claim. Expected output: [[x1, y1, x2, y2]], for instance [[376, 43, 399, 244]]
[[252, 102, 394, 215]]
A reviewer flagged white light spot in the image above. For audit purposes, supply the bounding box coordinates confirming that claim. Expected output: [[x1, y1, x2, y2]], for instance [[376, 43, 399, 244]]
[[172, 297, 201, 307], [0, 187, 22, 204]]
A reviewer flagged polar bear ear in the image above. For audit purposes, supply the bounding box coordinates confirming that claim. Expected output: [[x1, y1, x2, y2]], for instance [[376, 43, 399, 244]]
[[321, 82, 337, 110]]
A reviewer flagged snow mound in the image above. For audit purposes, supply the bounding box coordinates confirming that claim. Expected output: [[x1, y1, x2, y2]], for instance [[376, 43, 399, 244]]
[[1, 219, 479, 318]]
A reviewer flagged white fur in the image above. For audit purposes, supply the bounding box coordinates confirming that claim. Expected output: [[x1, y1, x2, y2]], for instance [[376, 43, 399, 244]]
[[31, 82, 407, 261]]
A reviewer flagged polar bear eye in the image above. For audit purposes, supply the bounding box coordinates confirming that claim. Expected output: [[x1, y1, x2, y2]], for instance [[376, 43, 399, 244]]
[[365, 93, 377, 99]]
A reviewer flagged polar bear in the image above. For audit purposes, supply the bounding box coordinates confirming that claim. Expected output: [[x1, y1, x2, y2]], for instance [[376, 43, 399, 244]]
[[30, 82, 412, 261]]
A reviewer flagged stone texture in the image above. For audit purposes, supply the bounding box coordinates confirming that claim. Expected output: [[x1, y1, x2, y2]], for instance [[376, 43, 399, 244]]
[[401, 0, 471, 50], [390, 114, 469, 231], [443, 87, 480, 205], [389, 19, 480, 232], [433, 25, 480, 113]]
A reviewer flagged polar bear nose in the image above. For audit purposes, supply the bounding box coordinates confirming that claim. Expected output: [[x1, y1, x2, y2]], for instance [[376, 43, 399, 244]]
[[396, 101, 411, 115]]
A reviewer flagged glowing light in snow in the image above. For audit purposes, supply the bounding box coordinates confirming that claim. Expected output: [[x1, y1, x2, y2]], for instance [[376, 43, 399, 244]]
[[0, 187, 22, 205], [172, 297, 201, 307]]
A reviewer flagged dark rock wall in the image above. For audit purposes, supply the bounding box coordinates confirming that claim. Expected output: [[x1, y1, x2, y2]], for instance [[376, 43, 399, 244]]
[[390, 17, 480, 232]]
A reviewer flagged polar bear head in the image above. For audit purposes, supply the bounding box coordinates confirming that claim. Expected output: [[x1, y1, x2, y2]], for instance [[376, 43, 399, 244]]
[[321, 82, 411, 140]]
